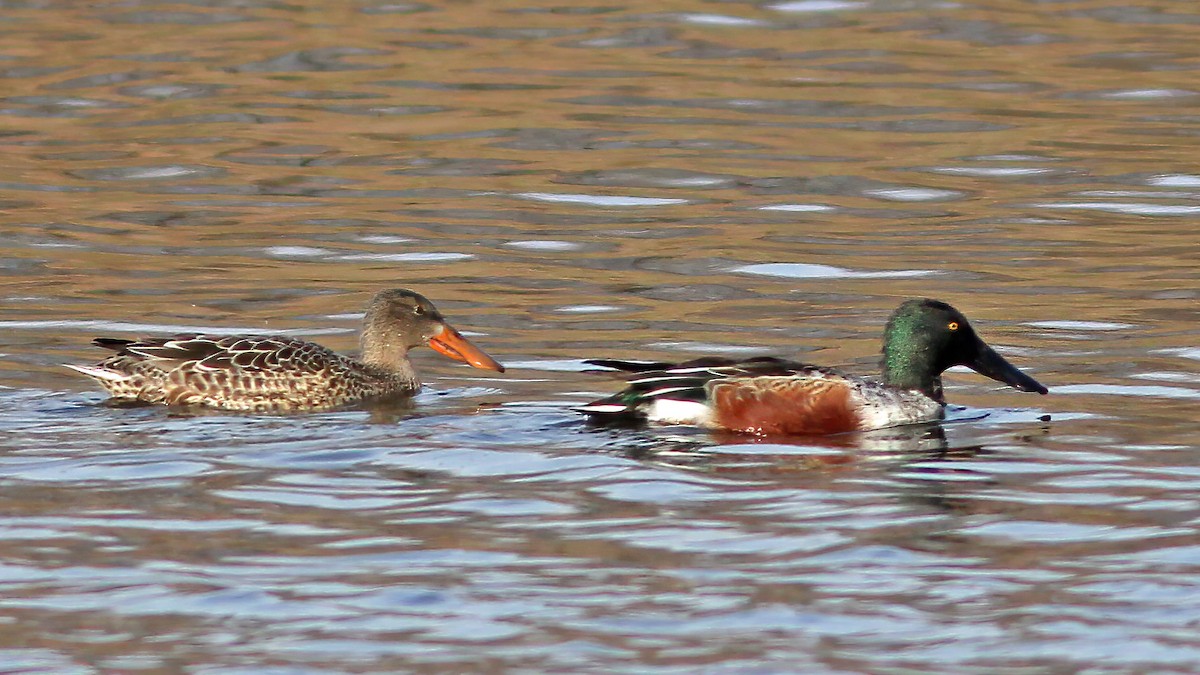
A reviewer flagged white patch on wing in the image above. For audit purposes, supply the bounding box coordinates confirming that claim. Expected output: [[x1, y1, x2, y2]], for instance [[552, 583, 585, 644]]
[[642, 386, 698, 398], [646, 399, 713, 426], [627, 374, 691, 385], [627, 366, 732, 382]]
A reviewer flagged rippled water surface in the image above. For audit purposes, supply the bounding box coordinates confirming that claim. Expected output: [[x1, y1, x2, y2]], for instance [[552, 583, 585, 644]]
[[2, 0, 1199, 671]]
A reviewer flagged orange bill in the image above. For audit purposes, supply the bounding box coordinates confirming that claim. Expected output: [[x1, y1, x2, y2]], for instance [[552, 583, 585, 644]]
[[428, 324, 505, 372]]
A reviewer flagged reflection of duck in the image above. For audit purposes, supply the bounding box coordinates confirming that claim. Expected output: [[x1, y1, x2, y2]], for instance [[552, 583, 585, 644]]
[[66, 289, 504, 411], [577, 299, 1047, 436], [613, 422, 976, 474]]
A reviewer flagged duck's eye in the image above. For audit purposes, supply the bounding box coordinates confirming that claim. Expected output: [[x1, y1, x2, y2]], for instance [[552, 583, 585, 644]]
[[947, 321, 959, 331], [413, 305, 426, 316]]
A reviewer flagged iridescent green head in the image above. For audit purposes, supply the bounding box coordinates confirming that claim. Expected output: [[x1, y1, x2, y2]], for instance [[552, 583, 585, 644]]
[[881, 299, 1047, 403]]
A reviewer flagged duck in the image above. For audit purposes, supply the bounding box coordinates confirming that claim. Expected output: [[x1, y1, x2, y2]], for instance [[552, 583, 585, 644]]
[[65, 288, 505, 411], [575, 298, 1047, 436]]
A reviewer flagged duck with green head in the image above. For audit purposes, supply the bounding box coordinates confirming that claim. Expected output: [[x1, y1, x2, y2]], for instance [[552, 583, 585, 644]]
[[576, 299, 1048, 436]]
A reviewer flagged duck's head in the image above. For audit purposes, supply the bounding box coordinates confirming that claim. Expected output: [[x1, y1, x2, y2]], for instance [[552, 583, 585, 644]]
[[363, 289, 504, 372], [881, 299, 1046, 403]]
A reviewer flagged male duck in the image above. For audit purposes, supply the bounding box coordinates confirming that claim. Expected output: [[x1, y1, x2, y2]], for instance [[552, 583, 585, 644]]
[[576, 299, 1047, 435], [66, 288, 505, 411]]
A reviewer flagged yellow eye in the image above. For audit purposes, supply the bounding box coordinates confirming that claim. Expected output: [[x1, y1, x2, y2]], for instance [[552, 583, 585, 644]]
[[948, 321, 959, 331]]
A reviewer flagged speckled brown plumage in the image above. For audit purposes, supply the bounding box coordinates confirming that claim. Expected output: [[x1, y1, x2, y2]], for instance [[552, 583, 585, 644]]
[[66, 289, 505, 411]]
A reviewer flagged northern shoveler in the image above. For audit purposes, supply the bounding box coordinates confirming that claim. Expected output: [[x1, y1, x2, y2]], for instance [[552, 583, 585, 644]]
[[66, 288, 505, 411], [576, 299, 1047, 436]]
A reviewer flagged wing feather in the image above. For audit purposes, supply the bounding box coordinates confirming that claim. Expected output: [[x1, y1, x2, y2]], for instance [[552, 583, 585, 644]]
[[578, 355, 846, 425]]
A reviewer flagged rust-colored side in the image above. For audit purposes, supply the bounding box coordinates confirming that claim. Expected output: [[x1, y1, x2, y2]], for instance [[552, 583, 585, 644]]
[[710, 377, 862, 436]]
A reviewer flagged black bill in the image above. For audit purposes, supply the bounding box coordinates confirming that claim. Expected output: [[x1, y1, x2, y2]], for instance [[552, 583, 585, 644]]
[[967, 343, 1048, 394]]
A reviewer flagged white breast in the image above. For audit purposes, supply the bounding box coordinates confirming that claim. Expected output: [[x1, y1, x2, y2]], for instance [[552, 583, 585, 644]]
[[854, 385, 943, 430]]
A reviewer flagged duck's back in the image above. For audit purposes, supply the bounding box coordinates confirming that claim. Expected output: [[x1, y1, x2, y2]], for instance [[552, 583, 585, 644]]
[[71, 334, 400, 411], [579, 356, 943, 434]]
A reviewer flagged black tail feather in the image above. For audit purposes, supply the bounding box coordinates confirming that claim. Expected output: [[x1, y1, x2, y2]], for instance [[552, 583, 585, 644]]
[[93, 338, 134, 352], [584, 356, 751, 374], [583, 358, 676, 373]]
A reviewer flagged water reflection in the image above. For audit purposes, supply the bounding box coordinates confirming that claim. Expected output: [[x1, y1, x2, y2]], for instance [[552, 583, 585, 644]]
[[586, 406, 1054, 472]]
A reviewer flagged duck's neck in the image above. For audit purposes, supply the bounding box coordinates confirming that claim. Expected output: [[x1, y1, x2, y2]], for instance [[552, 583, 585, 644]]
[[361, 329, 419, 389], [881, 339, 945, 404]]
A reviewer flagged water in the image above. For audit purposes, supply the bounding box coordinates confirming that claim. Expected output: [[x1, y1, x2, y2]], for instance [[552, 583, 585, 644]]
[[1, 0, 1199, 671]]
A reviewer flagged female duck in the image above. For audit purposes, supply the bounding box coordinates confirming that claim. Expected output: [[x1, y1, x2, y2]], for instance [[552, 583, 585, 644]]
[[577, 299, 1047, 435], [66, 288, 504, 411]]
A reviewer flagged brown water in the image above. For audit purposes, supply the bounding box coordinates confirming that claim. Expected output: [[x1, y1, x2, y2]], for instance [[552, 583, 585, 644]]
[[1, 0, 1199, 671]]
